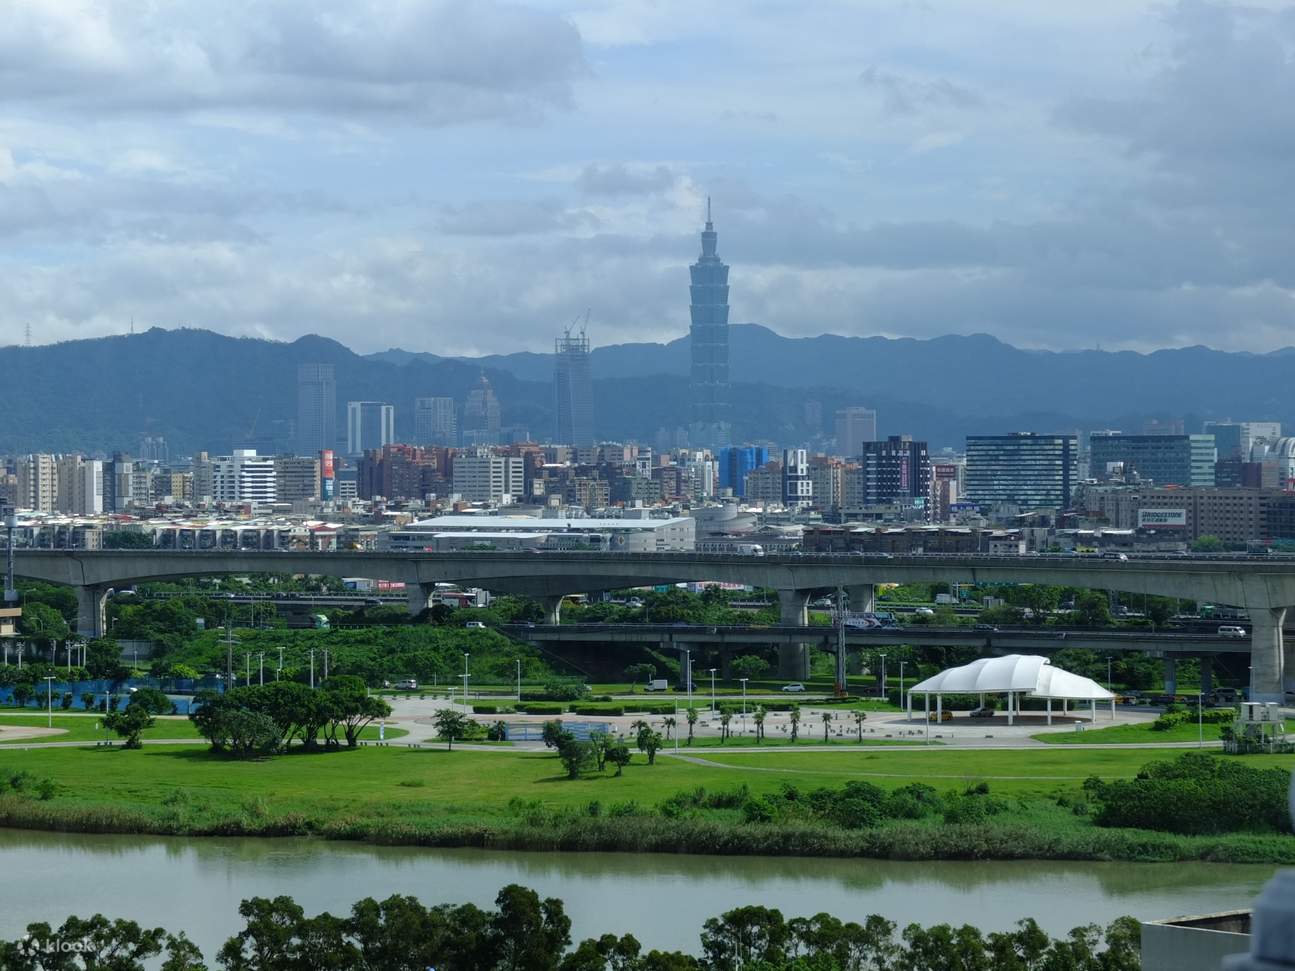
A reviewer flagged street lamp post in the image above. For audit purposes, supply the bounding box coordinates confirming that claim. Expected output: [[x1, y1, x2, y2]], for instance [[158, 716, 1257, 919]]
[[740, 678, 748, 735], [462, 652, 470, 704], [515, 658, 521, 702], [708, 668, 716, 714], [1106, 656, 1113, 692], [899, 660, 906, 714], [277, 646, 284, 681], [878, 653, 888, 700], [258, 652, 264, 686], [685, 650, 693, 710], [43, 675, 55, 728]]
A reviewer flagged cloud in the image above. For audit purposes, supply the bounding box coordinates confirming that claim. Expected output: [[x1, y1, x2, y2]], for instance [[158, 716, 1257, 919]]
[[859, 66, 982, 115], [0, 0, 585, 123], [435, 199, 596, 236], [577, 163, 677, 196]]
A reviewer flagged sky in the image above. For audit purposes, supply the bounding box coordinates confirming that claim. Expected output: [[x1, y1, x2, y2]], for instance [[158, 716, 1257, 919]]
[[3, 0, 1295, 356]]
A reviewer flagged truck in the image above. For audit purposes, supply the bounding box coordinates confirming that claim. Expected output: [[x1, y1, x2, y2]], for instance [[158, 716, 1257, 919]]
[[643, 679, 669, 692], [935, 593, 956, 605]]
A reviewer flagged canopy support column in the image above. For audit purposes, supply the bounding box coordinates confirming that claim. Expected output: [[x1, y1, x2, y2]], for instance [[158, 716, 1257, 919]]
[[936, 693, 942, 723], [1110, 696, 1116, 720], [1007, 691, 1014, 727], [924, 693, 930, 744], [1090, 699, 1096, 723], [1046, 696, 1052, 726]]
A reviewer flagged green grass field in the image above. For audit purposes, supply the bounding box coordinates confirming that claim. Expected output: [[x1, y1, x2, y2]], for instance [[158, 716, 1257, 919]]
[[0, 714, 405, 745], [1034, 721, 1227, 745]]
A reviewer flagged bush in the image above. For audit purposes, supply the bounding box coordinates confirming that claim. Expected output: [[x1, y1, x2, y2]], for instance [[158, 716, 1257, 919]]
[[1086, 752, 1290, 835], [573, 705, 623, 716], [807, 780, 888, 829], [517, 703, 564, 715], [472, 704, 510, 715]]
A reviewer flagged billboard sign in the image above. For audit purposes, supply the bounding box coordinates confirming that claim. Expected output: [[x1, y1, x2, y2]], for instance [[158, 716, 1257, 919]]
[[319, 449, 335, 501], [1137, 508, 1187, 528]]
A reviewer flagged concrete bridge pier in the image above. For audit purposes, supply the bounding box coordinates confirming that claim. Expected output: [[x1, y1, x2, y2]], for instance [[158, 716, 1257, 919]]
[[406, 583, 434, 616], [540, 595, 564, 627], [1250, 607, 1287, 703], [1163, 656, 1177, 696], [777, 588, 811, 680], [720, 645, 732, 680], [75, 585, 109, 639], [1199, 655, 1214, 697], [846, 584, 875, 614]]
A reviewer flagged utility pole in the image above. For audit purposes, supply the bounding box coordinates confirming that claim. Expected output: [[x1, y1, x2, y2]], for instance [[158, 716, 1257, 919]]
[[309, 649, 315, 689], [258, 652, 264, 686], [277, 646, 284, 681], [835, 586, 847, 696], [244, 652, 251, 687]]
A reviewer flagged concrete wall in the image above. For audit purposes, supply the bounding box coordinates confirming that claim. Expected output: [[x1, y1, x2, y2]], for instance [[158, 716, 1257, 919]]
[[1141, 913, 1251, 971]]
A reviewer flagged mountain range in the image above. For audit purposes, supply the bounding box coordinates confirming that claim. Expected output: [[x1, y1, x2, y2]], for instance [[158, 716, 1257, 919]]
[[0, 324, 1289, 455]]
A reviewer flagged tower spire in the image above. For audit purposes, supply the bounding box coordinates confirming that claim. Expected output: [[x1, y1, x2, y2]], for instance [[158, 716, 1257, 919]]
[[706, 195, 712, 227]]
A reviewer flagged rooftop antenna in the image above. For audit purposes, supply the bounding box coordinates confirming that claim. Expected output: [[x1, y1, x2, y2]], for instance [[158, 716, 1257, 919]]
[[706, 195, 712, 225], [130, 316, 135, 336], [23, 322, 30, 347]]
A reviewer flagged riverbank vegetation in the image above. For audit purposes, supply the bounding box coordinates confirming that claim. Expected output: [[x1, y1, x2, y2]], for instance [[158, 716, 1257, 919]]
[[1, 882, 1143, 971], [0, 742, 1292, 864]]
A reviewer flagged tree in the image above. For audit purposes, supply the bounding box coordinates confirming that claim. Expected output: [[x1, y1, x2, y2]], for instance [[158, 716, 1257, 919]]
[[488, 884, 572, 971], [701, 905, 790, 970], [730, 655, 769, 682], [19, 602, 69, 659], [821, 710, 833, 742], [1, 914, 200, 971], [542, 720, 567, 750], [606, 742, 631, 776], [80, 691, 96, 711], [11, 683, 32, 708], [853, 709, 867, 742], [322, 676, 392, 748], [588, 731, 610, 772], [753, 707, 766, 744], [104, 701, 155, 748], [85, 638, 127, 680], [1073, 591, 1112, 628], [103, 530, 156, 549], [789, 706, 801, 743], [557, 735, 593, 779], [1192, 534, 1225, 553], [624, 662, 656, 685], [662, 716, 676, 741], [638, 729, 663, 765], [685, 707, 698, 746], [433, 709, 470, 750]]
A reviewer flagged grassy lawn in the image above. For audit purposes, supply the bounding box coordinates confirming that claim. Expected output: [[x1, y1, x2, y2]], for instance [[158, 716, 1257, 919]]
[[677, 748, 1295, 795], [0, 714, 404, 745], [0, 714, 202, 744], [1034, 721, 1228, 745]]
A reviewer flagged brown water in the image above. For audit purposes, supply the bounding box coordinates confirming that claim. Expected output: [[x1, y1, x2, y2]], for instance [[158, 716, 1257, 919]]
[[0, 828, 1273, 958]]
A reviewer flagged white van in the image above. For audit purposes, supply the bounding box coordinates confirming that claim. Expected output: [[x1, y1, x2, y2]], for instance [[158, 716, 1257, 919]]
[[1218, 625, 1247, 638]]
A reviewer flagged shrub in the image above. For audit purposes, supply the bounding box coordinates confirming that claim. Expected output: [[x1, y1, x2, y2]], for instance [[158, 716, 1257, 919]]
[[517, 703, 564, 715], [472, 704, 507, 715], [574, 705, 623, 716], [807, 781, 887, 829], [1086, 752, 1290, 835]]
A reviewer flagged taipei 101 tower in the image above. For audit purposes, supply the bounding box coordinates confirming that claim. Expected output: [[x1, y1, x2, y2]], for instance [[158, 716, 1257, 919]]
[[688, 198, 732, 447]]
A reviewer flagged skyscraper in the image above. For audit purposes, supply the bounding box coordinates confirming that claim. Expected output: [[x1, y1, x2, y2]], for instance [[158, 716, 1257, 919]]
[[965, 433, 1077, 509], [834, 407, 878, 457], [296, 364, 336, 456], [860, 436, 930, 507], [346, 401, 395, 456], [463, 375, 502, 447], [414, 397, 458, 446], [782, 448, 812, 508], [555, 327, 594, 448], [689, 199, 731, 447]]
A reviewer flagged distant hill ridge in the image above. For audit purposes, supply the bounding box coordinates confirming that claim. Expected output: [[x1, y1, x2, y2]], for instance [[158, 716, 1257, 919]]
[[0, 324, 1286, 454]]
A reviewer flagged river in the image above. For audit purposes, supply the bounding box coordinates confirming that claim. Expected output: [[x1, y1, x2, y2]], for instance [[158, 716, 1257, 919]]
[[0, 829, 1272, 957]]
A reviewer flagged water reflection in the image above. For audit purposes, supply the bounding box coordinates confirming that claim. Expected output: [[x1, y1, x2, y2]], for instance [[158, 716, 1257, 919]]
[[0, 829, 1273, 957]]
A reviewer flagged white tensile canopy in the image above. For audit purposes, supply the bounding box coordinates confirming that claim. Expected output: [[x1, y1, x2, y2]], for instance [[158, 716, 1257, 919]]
[[907, 654, 1116, 726]]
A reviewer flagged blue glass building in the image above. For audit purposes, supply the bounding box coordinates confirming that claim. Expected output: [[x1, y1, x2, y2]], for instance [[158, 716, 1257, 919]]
[[719, 445, 769, 497]]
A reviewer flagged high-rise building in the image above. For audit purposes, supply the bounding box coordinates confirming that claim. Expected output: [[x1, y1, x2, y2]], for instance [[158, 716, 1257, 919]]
[[346, 401, 395, 456], [138, 435, 168, 463], [462, 375, 502, 447], [1204, 421, 1282, 460], [210, 450, 276, 504], [689, 199, 731, 447], [55, 455, 103, 515], [834, 407, 878, 458], [965, 433, 1078, 509], [414, 397, 457, 446], [452, 451, 524, 504], [718, 446, 769, 497], [782, 448, 812, 508], [16, 454, 57, 513], [929, 462, 960, 522], [274, 455, 321, 501], [860, 436, 930, 507], [296, 364, 337, 456], [554, 328, 594, 448], [1090, 434, 1216, 487]]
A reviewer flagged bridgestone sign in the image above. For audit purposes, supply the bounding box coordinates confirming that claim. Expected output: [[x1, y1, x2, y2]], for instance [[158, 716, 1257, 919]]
[[1138, 509, 1187, 528]]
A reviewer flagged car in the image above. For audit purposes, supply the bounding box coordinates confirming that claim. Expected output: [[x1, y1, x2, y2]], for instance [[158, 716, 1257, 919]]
[[463, 620, 486, 629], [1218, 625, 1247, 638], [396, 679, 418, 690], [914, 607, 935, 617], [973, 623, 998, 632], [1101, 552, 1129, 561], [781, 682, 806, 693], [927, 710, 953, 722], [969, 707, 995, 718]]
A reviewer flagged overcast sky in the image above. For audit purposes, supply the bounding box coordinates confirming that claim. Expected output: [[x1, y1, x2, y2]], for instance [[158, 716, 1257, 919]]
[[3, 0, 1295, 355]]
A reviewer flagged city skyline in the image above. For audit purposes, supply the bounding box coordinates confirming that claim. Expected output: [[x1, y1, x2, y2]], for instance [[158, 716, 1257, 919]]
[[2, 2, 1295, 357]]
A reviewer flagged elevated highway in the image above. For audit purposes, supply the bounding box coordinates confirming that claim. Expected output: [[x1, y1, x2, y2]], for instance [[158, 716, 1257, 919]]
[[12, 548, 1295, 699]]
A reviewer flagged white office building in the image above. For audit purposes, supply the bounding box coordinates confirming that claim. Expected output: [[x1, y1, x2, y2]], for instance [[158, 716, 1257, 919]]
[[347, 401, 395, 456], [210, 450, 277, 504], [452, 452, 525, 505]]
